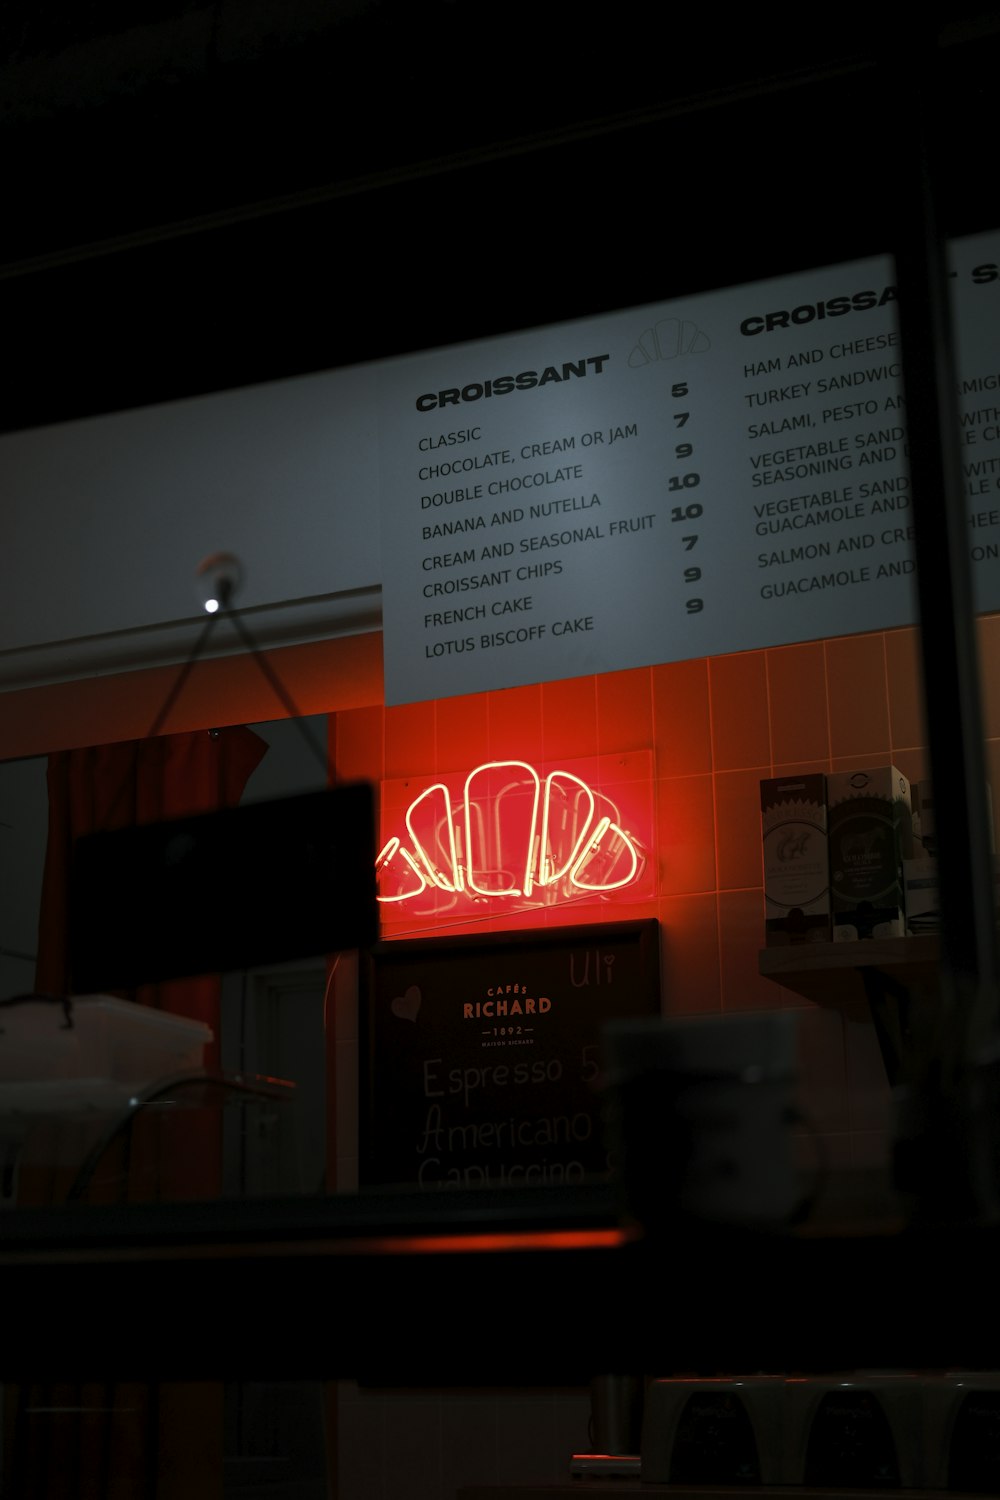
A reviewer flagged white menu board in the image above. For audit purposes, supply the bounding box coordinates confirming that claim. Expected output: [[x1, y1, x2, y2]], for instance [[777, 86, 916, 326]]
[[378, 230, 1000, 705]]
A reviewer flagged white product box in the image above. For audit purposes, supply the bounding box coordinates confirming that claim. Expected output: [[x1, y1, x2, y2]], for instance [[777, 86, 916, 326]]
[[783, 1373, 921, 1488], [760, 774, 831, 945], [827, 766, 912, 940], [641, 1376, 785, 1485]]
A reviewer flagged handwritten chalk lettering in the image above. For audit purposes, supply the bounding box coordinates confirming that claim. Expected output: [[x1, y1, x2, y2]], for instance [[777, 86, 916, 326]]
[[418, 1156, 587, 1187], [425, 1056, 564, 1108]]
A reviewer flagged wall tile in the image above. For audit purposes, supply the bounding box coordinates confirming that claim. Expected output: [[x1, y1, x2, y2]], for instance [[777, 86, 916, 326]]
[[652, 658, 712, 777], [766, 642, 830, 765], [385, 699, 436, 777], [656, 774, 717, 896], [825, 633, 890, 759], [542, 676, 598, 758], [657, 894, 721, 1014], [718, 887, 796, 1012], [977, 614, 1000, 740], [488, 682, 543, 761], [885, 627, 927, 750], [597, 667, 653, 752], [336, 704, 384, 783], [435, 691, 489, 771], [715, 767, 768, 892], [709, 651, 771, 771]]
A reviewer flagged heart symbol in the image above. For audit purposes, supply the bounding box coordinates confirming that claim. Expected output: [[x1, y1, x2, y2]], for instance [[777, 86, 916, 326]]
[[391, 985, 421, 1022]]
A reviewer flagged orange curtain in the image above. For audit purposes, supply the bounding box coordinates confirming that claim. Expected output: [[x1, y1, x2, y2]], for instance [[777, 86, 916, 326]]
[[36, 725, 268, 1048], [6, 728, 268, 1499]]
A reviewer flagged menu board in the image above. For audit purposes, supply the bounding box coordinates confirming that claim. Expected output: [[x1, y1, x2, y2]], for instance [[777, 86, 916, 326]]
[[359, 920, 660, 1192], [377, 228, 1000, 705]]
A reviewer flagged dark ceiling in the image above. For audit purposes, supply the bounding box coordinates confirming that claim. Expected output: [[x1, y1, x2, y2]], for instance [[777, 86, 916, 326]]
[[2, 1, 1000, 432]]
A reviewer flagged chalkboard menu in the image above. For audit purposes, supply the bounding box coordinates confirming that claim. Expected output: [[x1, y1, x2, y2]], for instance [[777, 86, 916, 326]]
[[359, 919, 660, 1192]]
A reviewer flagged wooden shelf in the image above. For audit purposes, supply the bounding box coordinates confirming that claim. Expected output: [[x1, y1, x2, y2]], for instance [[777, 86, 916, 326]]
[[758, 935, 941, 1009]]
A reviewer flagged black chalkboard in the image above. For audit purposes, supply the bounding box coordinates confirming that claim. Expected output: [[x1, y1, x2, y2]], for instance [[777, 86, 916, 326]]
[[359, 919, 660, 1192]]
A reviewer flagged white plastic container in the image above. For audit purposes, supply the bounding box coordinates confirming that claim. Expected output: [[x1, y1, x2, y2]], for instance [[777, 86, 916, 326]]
[[783, 1373, 921, 1488], [0, 995, 212, 1113], [920, 1371, 1000, 1492], [641, 1376, 785, 1485]]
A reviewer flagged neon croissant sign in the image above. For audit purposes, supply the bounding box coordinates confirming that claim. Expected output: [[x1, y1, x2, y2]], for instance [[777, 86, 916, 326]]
[[376, 759, 648, 910]]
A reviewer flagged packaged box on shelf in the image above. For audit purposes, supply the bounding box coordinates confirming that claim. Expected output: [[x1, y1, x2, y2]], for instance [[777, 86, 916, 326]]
[[827, 766, 912, 941], [759, 774, 831, 945]]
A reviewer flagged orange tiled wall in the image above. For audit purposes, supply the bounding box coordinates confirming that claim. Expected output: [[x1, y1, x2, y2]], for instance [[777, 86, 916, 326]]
[[327, 622, 965, 1191], [334, 627, 934, 1012]]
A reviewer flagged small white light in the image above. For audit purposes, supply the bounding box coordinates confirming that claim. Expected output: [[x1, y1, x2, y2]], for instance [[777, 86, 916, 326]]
[[195, 551, 243, 614]]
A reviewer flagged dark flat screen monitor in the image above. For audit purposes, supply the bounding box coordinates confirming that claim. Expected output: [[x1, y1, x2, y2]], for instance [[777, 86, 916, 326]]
[[68, 782, 377, 991]]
